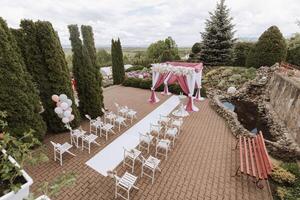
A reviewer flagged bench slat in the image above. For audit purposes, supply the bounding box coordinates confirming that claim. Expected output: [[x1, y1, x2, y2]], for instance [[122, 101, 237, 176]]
[[239, 136, 244, 173], [248, 138, 256, 177], [252, 137, 263, 179], [244, 137, 250, 175], [255, 137, 268, 179], [258, 132, 272, 173]]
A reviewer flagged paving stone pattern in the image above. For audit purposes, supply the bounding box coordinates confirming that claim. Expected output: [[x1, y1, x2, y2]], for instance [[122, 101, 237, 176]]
[[26, 86, 272, 200]]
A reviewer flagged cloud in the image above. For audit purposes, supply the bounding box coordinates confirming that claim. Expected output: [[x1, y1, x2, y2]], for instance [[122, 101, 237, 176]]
[[1, 0, 299, 47]]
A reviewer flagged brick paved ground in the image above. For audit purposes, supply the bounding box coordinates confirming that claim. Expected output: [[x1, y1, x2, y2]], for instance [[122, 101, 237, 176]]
[[27, 86, 272, 200]]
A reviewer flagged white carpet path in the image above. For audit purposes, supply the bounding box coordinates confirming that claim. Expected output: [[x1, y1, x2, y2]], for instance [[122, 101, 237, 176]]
[[86, 95, 180, 176]]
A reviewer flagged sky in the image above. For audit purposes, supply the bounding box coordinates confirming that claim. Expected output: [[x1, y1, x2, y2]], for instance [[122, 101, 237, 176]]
[[1, 0, 299, 47]]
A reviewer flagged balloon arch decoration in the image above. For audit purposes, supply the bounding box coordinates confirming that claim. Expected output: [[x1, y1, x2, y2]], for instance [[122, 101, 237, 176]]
[[148, 62, 204, 112]]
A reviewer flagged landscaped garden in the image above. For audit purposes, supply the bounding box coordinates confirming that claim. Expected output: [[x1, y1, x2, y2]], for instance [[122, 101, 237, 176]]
[[1, 0, 300, 200]]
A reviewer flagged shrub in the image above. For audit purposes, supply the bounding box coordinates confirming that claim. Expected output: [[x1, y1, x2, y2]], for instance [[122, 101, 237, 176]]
[[232, 42, 254, 66], [246, 26, 287, 68], [126, 66, 145, 72], [286, 46, 300, 66], [271, 165, 296, 185], [191, 42, 202, 54]]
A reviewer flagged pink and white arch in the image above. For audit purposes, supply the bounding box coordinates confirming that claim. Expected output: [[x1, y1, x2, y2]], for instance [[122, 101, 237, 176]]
[[148, 62, 204, 112]]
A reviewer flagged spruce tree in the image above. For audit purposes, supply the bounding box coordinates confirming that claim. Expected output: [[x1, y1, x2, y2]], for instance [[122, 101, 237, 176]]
[[68, 25, 103, 118], [81, 25, 104, 108], [0, 17, 46, 139], [201, 0, 235, 66], [246, 26, 287, 68], [111, 38, 125, 84]]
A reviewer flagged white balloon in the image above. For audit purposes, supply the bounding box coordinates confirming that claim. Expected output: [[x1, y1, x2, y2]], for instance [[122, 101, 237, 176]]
[[62, 117, 69, 124], [59, 94, 68, 102], [69, 114, 75, 121], [64, 110, 71, 117], [58, 113, 64, 118], [68, 107, 72, 112], [54, 107, 63, 114], [61, 102, 69, 110], [66, 99, 72, 106]]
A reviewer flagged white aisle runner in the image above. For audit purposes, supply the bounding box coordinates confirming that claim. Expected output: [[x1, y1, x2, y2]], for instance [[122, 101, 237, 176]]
[[86, 95, 180, 176]]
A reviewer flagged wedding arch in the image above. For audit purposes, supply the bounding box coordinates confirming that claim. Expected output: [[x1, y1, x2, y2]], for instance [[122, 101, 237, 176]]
[[148, 62, 204, 112]]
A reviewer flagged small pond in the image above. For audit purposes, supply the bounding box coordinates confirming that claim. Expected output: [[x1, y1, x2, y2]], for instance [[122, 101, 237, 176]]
[[222, 100, 275, 141]]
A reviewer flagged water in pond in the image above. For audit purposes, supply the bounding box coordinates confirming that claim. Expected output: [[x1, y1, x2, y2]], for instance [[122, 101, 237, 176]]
[[222, 100, 274, 141]]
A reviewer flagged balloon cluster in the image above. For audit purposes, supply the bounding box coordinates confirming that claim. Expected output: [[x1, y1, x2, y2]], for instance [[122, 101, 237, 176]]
[[51, 94, 75, 124]]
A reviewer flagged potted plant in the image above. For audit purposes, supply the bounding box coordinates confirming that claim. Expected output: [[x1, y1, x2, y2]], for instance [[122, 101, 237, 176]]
[[0, 111, 48, 200]]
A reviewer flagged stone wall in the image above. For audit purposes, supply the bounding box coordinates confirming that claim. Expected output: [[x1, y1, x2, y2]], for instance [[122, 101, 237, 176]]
[[268, 72, 300, 145]]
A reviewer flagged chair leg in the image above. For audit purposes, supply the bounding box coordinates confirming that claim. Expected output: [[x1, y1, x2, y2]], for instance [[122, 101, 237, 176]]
[[60, 153, 62, 166], [152, 169, 155, 184]]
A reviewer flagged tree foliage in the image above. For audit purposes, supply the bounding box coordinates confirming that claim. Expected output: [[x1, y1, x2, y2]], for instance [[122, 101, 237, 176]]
[[97, 49, 111, 67], [232, 42, 254, 66], [286, 33, 300, 66], [13, 20, 80, 132], [191, 42, 202, 54], [147, 36, 180, 62], [81, 25, 104, 108], [201, 0, 235, 66], [0, 18, 46, 139], [111, 38, 125, 84], [68, 24, 103, 118], [246, 26, 287, 68]]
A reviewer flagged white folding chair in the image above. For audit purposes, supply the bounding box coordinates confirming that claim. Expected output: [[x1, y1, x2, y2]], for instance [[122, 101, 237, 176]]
[[164, 127, 178, 146], [155, 139, 171, 160], [108, 171, 139, 200], [150, 123, 162, 137], [171, 117, 183, 134], [114, 116, 127, 131], [65, 125, 85, 148], [85, 114, 101, 135], [139, 132, 154, 153], [141, 155, 161, 184], [50, 141, 75, 166], [127, 109, 137, 124], [104, 111, 117, 125], [158, 114, 171, 125], [100, 122, 115, 141], [123, 147, 141, 173], [115, 103, 129, 117], [81, 134, 100, 154]]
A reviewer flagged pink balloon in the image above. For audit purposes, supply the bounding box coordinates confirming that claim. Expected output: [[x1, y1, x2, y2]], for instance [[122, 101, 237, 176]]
[[52, 95, 59, 102]]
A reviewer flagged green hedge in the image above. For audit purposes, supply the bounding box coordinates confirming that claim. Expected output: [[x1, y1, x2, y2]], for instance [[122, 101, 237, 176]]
[[123, 78, 207, 97], [125, 65, 145, 72]]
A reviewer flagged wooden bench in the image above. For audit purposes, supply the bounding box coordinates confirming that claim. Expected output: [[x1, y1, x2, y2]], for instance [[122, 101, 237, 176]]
[[234, 131, 273, 188]]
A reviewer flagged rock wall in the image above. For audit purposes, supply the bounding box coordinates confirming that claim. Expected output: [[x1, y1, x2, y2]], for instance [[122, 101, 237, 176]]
[[268, 73, 300, 145]]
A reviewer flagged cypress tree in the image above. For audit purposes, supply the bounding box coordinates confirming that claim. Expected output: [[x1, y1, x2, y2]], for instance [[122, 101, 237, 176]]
[[81, 25, 104, 108], [0, 17, 46, 139], [246, 26, 287, 68], [12, 20, 80, 132], [111, 38, 125, 84], [201, 0, 235, 66], [68, 25, 103, 118]]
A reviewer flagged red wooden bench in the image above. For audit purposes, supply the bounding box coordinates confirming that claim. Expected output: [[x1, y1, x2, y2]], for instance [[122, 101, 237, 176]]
[[234, 131, 273, 188]]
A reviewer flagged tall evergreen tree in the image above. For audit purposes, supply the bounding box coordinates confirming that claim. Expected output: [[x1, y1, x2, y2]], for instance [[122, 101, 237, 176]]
[[246, 26, 287, 68], [111, 38, 125, 84], [201, 0, 235, 66], [0, 17, 46, 139], [81, 25, 104, 108], [68, 24, 103, 118]]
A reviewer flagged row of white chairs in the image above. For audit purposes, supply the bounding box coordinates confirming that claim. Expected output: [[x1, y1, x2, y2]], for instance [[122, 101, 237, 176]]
[[50, 104, 137, 166], [110, 115, 184, 200]]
